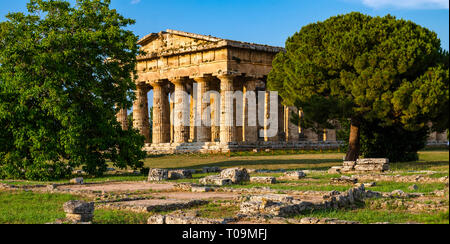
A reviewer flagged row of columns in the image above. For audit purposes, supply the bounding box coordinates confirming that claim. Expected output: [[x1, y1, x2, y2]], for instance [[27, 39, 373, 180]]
[[124, 75, 334, 144]]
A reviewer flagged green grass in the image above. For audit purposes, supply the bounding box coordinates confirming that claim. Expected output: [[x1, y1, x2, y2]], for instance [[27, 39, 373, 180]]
[[0, 190, 154, 224], [93, 210, 152, 224], [294, 207, 449, 224], [144, 153, 345, 171], [0, 191, 84, 224]]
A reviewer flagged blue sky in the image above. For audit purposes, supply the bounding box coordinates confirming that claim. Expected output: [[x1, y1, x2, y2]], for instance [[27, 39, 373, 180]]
[[0, 0, 449, 50]]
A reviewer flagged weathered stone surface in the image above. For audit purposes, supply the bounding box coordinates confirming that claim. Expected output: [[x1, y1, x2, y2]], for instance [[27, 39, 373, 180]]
[[70, 177, 84, 185], [220, 168, 250, 184], [168, 170, 192, 180], [240, 185, 367, 217], [63, 201, 94, 214], [281, 171, 306, 180], [65, 213, 94, 223], [250, 177, 276, 184], [328, 166, 342, 174], [199, 176, 232, 186], [148, 168, 169, 181], [148, 214, 225, 224], [330, 176, 358, 185], [191, 186, 214, 193], [300, 217, 360, 225]]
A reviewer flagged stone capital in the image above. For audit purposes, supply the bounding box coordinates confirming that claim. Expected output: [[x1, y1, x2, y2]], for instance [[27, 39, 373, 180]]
[[169, 77, 190, 86], [149, 79, 167, 88]]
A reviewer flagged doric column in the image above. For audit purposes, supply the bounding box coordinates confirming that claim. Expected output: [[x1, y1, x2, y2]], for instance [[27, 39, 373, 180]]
[[218, 74, 236, 144], [189, 82, 197, 142], [324, 129, 337, 141], [170, 77, 190, 143], [285, 106, 300, 142], [234, 79, 244, 142], [170, 92, 175, 143], [277, 96, 285, 142], [133, 83, 151, 143], [210, 81, 220, 142], [194, 77, 212, 142], [150, 80, 170, 144], [116, 108, 128, 130], [243, 79, 258, 142]]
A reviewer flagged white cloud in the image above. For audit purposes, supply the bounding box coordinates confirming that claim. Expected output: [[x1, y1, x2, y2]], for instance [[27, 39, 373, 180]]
[[361, 0, 449, 9], [131, 0, 141, 4]]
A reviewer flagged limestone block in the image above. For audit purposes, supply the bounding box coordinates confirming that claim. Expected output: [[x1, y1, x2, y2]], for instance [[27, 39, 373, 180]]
[[148, 169, 169, 181], [282, 171, 306, 180], [220, 168, 250, 184], [330, 176, 358, 185], [148, 215, 166, 224], [63, 201, 94, 215], [199, 176, 232, 186], [69, 177, 84, 185], [65, 213, 94, 223], [250, 177, 277, 184], [191, 186, 214, 193], [328, 166, 342, 174], [168, 170, 192, 180]]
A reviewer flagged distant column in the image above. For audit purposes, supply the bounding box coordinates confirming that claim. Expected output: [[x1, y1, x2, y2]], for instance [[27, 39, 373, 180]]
[[243, 79, 258, 142], [133, 83, 151, 143], [116, 107, 128, 131], [210, 80, 220, 142], [194, 77, 212, 143], [218, 75, 236, 144], [285, 106, 300, 142], [170, 78, 190, 143], [189, 82, 197, 142], [151, 80, 170, 144]]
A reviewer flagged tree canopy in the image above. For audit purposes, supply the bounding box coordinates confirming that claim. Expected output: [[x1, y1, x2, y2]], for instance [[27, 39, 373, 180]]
[[268, 12, 449, 160], [0, 0, 146, 180]]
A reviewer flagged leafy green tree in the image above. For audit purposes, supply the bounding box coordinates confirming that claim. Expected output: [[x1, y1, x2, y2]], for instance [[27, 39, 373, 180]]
[[0, 0, 146, 180], [268, 12, 449, 161]]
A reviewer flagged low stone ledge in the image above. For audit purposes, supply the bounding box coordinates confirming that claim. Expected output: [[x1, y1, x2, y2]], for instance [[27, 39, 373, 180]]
[[148, 215, 228, 224], [250, 177, 277, 184], [280, 171, 306, 180], [330, 176, 358, 185], [239, 185, 367, 217]]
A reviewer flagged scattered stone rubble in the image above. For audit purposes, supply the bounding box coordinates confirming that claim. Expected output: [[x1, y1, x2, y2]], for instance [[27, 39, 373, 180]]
[[355, 174, 449, 184], [148, 214, 227, 224], [148, 168, 193, 181], [70, 177, 84, 185], [168, 170, 192, 180], [280, 171, 307, 180], [250, 177, 277, 184], [148, 169, 168, 181], [299, 217, 360, 225], [330, 158, 389, 174], [199, 176, 232, 186], [239, 185, 368, 217], [330, 176, 358, 185], [220, 168, 250, 184], [63, 200, 94, 223]]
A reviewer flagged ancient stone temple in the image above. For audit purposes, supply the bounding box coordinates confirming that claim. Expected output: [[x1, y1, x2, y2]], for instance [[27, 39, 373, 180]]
[[117, 30, 446, 154], [116, 30, 340, 154]]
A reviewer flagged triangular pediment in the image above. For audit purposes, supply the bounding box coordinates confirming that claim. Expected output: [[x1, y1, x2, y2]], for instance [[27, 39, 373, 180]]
[[138, 30, 224, 57]]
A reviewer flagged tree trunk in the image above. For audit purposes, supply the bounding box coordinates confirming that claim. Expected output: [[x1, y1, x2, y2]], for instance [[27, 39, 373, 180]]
[[345, 118, 361, 161]]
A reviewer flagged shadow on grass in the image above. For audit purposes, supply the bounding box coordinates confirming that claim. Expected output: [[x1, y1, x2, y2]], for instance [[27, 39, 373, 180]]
[[157, 158, 342, 171], [391, 161, 450, 171]]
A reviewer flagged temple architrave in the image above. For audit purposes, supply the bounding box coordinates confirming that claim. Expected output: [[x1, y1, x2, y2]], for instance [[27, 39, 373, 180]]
[[116, 30, 448, 154]]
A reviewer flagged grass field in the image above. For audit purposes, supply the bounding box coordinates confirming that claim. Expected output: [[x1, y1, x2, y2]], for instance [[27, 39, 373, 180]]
[[0, 150, 448, 224]]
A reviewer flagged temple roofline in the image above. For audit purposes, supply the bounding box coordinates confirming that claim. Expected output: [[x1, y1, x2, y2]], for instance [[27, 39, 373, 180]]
[[137, 29, 285, 53]]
